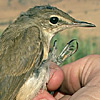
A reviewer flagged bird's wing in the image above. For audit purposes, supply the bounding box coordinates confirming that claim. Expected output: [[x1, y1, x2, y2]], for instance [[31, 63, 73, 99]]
[[0, 25, 43, 100], [0, 25, 43, 76]]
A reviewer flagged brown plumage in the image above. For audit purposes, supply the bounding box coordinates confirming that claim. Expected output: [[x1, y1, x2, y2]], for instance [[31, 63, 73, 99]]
[[0, 5, 95, 100]]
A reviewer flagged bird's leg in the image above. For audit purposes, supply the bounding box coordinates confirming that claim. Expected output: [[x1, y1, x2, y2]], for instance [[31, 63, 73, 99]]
[[47, 39, 78, 95], [51, 39, 78, 66], [48, 40, 58, 62], [31, 39, 78, 98]]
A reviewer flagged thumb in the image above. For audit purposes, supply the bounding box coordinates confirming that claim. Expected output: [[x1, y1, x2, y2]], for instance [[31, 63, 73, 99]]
[[47, 62, 64, 91]]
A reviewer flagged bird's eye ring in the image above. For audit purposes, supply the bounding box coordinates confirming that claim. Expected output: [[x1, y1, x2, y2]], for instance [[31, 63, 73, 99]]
[[50, 17, 59, 24]]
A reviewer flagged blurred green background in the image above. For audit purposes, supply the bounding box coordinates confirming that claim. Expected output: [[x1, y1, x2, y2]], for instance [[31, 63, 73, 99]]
[[51, 28, 100, 65]]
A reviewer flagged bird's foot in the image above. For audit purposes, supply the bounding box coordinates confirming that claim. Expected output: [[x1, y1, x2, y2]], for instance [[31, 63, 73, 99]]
[[50, 39, 78, 65]]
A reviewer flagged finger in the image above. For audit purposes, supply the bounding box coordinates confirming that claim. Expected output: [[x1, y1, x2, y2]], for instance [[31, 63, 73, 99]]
[[53, 91, 71, 100], [69, 84, 100, 100], [60, 55, 100, 94], [32, 90, 56, 100], [59, 56, 87, 94], [59, 95, 71, 100], [47, 62, 64, 91]]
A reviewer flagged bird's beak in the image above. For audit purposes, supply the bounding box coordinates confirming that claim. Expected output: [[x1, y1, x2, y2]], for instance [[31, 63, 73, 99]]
[[71, 20, 96, 27], [63, 13, 96, 28]]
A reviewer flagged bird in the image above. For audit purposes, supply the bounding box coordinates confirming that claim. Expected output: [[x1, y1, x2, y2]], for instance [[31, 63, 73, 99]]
[[0, 5, 95, 100]]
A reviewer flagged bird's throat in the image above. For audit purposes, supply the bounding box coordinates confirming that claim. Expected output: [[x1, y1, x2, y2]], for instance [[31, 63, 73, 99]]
[[42, 32, 54, 60]]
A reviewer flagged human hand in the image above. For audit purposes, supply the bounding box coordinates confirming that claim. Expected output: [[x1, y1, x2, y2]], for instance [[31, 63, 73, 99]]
[[33, 55, 100, 100]]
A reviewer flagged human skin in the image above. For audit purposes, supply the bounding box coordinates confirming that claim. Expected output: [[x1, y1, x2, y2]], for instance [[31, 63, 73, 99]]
[[33, 55, 100, 100]]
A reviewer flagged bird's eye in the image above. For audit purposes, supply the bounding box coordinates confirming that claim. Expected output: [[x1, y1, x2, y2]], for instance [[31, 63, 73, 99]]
[[50, 17, 59, 24]]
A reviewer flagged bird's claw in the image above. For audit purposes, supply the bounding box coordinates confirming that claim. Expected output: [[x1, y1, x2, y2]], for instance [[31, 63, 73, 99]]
[[51, 39, 78, 65]]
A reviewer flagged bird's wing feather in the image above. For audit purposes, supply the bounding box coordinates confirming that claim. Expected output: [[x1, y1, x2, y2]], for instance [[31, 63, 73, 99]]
[[0, 26, 43, 100], [0, 25, 42, 76]]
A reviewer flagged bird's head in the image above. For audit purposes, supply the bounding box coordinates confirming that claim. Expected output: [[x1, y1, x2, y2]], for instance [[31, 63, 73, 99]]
[[23, 5, 95, 41]]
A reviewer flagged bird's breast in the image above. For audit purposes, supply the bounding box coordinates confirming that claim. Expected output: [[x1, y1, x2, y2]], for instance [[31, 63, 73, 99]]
[[16, 60, 49, 100]]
